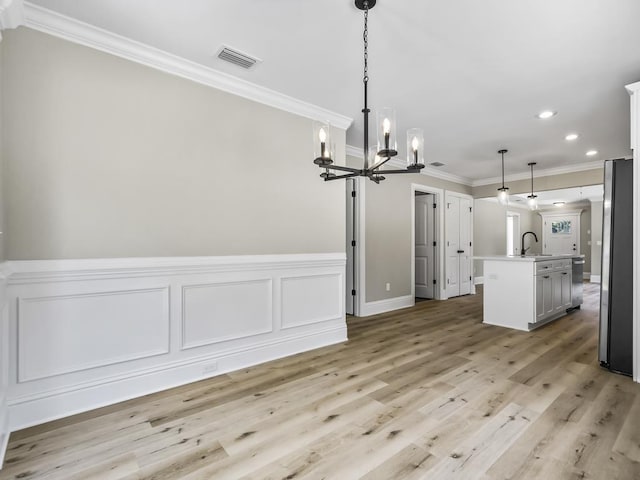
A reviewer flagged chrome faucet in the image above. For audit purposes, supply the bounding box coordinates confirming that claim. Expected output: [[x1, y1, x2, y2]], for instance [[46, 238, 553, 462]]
[[521, 231, 538, 256]]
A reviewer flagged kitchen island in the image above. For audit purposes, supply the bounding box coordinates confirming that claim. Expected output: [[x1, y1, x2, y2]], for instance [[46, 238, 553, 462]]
[[476, 255, 578, 331]]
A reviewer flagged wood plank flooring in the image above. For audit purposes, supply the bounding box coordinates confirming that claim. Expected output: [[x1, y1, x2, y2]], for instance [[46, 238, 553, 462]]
[[2, 282, 639, 479]]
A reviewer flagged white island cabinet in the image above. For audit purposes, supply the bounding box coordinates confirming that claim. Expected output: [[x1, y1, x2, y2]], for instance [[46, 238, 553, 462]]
[[477, 255, 574, 331]]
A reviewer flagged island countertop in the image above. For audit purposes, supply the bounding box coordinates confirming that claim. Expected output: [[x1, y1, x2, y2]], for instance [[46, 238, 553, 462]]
[[474, 254, 583, 262]]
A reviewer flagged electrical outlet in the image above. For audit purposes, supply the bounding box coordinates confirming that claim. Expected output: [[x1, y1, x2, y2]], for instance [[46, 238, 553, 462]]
[[203, 362, 218, 374], [385, 282, 391, 291]]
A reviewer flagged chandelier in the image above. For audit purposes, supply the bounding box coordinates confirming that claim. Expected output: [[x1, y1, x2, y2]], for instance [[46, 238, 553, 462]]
[[313, 0, 425, 183]]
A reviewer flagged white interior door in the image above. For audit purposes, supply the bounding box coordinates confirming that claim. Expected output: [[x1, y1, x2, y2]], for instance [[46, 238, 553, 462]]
[[542, 213, 580, 255], [446, 195, 461, 297], [458, 197, 472, 296], [445, 193, 473, 298], [415, 194, 435, 299]]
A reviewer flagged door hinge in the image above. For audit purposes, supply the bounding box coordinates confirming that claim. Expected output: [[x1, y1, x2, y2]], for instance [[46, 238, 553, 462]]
[[469, 207, 472, 212], [351, 191, 356, 198], [469, 276, 472, 281], [433, 241, 436, 247], [351, 240, 356, 247], [351, 289, 356, 296], [433, 203, 437, 209], [447, 278, 450, 284], [469, 242, 472, 247], [433, 279, 437, 285]]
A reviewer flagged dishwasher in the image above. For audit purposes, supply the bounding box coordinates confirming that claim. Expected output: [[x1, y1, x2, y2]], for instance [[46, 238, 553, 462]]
[[569, 257, 585, 310]]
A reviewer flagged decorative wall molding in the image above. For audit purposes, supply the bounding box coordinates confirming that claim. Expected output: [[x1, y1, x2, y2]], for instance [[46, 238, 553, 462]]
[[17, 287, 171, 382], [361, 294, 414, 317], [181, 279, 273, 350], [22, 2, 352, 130], [0, 265, 9, 466], [6, 253, 346, 430]]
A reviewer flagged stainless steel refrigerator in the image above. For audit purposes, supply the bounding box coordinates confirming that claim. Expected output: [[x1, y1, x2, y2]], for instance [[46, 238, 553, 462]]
[[599, 158, 633, 376]]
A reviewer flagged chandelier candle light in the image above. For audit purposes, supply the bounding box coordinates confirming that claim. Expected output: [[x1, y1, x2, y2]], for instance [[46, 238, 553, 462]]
[[497, 149, 509, 206], [313, 0, 425, 183], [527, 162, 538, 211]]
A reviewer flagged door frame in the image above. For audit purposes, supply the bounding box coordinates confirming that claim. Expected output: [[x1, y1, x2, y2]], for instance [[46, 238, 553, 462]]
[[411, 184, 446, 300], [541, 210, 582, 255], [506, 211, 521, 256]]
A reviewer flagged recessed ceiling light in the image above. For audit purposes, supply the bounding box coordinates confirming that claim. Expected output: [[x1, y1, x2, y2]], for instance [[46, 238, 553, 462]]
[[553, 201, 566, 207], [586, 150, 598, 156], [537, 110, 556, 119], [565, 133, 579, 141]]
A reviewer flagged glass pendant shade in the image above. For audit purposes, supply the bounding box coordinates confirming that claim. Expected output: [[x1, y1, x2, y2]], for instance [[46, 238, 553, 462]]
[[497, 188, 510, 206], [406, 128, 425, 168], [376, 107, 397, 156], [313, 122, 333, 165]]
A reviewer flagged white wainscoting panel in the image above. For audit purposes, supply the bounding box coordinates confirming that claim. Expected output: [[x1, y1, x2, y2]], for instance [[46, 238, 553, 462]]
[[182, 279, 272, 349], [17, 288, 170, 382], [5, 254, 346, 430], [0, 265, 9, 466], [281, 274, 342, 329]]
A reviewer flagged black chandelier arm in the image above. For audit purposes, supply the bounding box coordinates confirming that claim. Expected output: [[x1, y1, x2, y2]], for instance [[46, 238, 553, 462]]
[[323, 172, 361, 181], [371, 168, 419, 175], [369, 156, 392, 170], [322, 164, 363, 174]]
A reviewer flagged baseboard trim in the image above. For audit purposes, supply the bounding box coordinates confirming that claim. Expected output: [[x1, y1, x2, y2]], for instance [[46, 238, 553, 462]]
[[590, 274, 601, 284], [8, 325, 346, 431], [361, 295, 414, 317], [583, 272, 591, 280], [474, 276, 484, 285]]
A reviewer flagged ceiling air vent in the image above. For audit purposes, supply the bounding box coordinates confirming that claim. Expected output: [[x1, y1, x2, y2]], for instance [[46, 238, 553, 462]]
[[430, 161, 445, 167], [216, 46, 261, 69]]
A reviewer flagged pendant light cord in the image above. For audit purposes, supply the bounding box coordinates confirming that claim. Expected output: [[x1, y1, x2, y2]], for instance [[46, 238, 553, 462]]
[[362, 1, 370, 169], [501, 151, 505, 188]]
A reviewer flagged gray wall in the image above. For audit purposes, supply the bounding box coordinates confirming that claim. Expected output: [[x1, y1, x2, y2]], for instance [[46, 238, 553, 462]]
[[347, 155, 472, 303], [2, 28, 345, 260], [472, 200, 542, 277], [591, 201, 603, 277]]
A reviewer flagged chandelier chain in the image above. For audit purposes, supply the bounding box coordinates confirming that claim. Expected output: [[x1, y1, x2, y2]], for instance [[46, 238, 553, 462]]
[[363, 1, 369, 83]]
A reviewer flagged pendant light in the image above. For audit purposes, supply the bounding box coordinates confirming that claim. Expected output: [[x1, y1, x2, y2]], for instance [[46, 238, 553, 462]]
[[497, 149, 509, 206], [312, 0, 425, 183], [527, 162, 538, 210]]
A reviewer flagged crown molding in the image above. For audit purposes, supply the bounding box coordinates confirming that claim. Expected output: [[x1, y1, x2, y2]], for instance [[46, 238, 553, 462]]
[[626, 81, 640, 94], [22, 2, 353, 130], [0, 0, 24, 37], [345, 145, 363, 159], [471, 159, 606, 187]]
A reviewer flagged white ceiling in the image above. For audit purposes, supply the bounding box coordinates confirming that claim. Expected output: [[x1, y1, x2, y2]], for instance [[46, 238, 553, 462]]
[[27, 0, 640, 181]]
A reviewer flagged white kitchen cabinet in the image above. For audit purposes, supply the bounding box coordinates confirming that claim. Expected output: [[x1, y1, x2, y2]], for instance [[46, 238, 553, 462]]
[[479, 255, 574, 331], [533, 259, 572, 324]]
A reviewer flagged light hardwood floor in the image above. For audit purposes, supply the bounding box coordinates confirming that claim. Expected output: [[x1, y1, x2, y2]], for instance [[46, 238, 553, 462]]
[[2, 283, 639, 479]]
